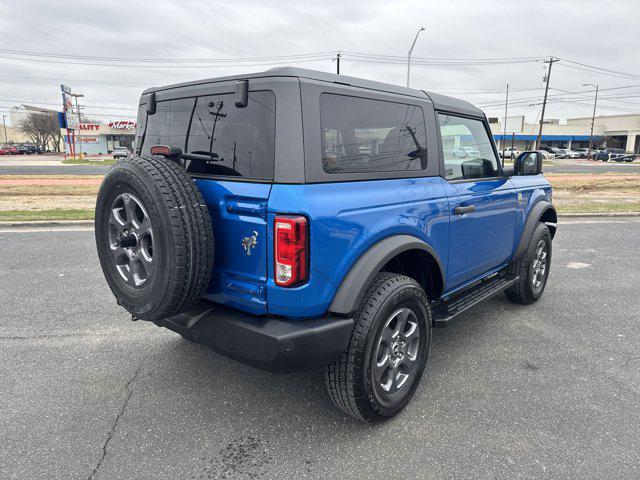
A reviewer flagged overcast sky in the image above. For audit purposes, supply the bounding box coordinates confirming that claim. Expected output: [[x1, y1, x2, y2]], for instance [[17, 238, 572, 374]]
[[1, 0, 639, 125]]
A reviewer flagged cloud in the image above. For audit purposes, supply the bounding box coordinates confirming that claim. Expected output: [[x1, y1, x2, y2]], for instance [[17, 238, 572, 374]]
[[0, 0, 637, 123]]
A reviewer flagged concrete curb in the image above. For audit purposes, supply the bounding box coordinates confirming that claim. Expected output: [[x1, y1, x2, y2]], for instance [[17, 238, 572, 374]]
[[0, 219, 94, 229], [557, 212, 640, 218]]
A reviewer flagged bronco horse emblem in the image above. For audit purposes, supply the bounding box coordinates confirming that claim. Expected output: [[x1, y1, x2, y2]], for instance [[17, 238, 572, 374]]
[[242, 231, 259, 256]]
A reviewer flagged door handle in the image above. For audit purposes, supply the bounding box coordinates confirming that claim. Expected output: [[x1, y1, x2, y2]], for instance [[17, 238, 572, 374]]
[[453, 205, 476, 215]]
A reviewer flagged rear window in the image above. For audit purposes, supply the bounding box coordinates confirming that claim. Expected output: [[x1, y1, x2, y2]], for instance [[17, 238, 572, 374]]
[[139, 90, 276, 180], [320, 93, 427, 174]]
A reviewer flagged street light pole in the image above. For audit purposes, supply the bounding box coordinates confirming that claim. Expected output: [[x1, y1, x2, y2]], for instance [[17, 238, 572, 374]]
[[502, 83, 509, 165], [2, 115, 7, 146], [407, 27, 425, 88], [583, 83, 599, 160]]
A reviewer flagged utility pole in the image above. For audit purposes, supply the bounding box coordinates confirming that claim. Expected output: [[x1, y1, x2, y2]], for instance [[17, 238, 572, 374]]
[[335, 52, 341, 74], [407, 27, 425, 88], [2, 115, 7, 146], [71, 93, 84, 158], [583, 83, 599, 160], [502, 83, 509, 165], [535, 57, 558, 149]]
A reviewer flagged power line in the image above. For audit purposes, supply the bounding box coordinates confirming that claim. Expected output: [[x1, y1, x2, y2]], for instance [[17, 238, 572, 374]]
[[558, 58, 640, 80], [0, 55, 335, 68], [0, 48, 335, 63]]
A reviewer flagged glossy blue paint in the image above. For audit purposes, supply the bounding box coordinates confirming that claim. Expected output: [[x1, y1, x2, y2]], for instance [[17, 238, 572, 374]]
[[193, 171, 552, 320], [266, 177, 451, 318], [440, 177, 517, 289], [508, 174, 553, 257], [195, 179, 272, 315]]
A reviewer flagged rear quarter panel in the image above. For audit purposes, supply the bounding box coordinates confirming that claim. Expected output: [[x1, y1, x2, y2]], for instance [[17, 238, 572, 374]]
[[267, 177, 450, 318]]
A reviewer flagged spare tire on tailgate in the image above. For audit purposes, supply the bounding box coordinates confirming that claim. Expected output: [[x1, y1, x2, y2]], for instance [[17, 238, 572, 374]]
[[95, 155, 214, 321]]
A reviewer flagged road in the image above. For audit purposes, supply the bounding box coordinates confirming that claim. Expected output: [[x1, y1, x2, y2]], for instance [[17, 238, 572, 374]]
[[544, 160, 640, 174], [1, 220, 639, 479], [1, 155, 640, 176], [0, 155, 110, 176]]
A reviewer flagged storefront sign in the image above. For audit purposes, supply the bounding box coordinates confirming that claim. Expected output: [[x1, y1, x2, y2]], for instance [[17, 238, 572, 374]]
[[79, 124, 100, 131], [66, 113, 80, 130], [108, 121, 136, 130], [65, 136, 99, 144]]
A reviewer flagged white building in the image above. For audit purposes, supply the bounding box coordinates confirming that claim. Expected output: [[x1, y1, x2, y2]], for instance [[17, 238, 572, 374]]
[[490, 114, 640, 153]]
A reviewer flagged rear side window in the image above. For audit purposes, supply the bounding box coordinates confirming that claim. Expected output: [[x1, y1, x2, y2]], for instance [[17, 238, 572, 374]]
[[139, 91, 276, 180], [184, 91, 275, 180], [437, 113, 500, 181], [320, 94, 427, 174], [140, 98, 195, 155]]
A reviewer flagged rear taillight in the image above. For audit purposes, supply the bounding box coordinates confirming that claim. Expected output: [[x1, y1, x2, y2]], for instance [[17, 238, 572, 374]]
[[274, 216, 308, 287]]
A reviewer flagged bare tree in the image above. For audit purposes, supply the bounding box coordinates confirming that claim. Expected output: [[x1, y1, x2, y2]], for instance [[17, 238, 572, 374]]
[[18, 112, 62, 152]]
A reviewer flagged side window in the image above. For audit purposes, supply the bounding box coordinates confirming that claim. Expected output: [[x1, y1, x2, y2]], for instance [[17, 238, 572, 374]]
[[320, 94, 427, 174], [437, 113, 500, 181], [185, 91, 276, 180], [140, 98, 195, 155]]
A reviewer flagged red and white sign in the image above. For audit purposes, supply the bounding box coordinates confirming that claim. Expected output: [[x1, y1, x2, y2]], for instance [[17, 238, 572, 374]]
[[79, 123, 100, 131], [109, 121, 136, 130]]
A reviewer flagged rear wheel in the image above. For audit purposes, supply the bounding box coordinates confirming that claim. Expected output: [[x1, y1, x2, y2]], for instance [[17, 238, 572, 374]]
[[325, 273, 431, 422]]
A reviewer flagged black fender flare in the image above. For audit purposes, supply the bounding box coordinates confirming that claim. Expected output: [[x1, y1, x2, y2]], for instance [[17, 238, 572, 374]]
[[328, 235, 445, 315], [513, 201, 557, 261]]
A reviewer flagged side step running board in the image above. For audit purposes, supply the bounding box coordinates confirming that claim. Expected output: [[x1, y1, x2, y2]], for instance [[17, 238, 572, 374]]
[[432, 275, 518, 327]]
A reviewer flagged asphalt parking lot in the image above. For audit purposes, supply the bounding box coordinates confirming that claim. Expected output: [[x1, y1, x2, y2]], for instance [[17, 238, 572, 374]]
[[0, 219, 639, 479]]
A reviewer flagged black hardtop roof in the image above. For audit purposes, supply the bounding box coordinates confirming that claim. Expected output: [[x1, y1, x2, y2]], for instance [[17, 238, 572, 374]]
[[142, 67, 483, 117]]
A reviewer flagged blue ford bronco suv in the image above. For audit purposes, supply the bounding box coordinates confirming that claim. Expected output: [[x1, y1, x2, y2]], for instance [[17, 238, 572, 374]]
[[95, 68, 556, 422]]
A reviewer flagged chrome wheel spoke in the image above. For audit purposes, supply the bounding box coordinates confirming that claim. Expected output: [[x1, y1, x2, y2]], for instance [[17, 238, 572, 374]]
[[108, 193, 154, 288], [137, 215, 152, 236], [393, 309, 408, 339], [123, 195, 137, 226], [373, 307, 421, 395]]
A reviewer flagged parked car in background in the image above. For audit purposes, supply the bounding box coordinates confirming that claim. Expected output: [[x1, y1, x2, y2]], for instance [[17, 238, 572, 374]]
[[594, 148, 625, 162], [500, 146, 520, 158], [0, 147, 10, 155], [17, 145, 42, 154], [539, 150, 555, 160], [555, 149, 569, 159], [540, 146, 564, 158], [111, 146, 129, 159], [574, 147, 591, 158], [563, 149, 581, 159], [3, 146, 18, 154]]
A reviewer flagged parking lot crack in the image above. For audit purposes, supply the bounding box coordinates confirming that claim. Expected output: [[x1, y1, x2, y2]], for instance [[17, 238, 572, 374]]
[[87, 364, 142, 480]]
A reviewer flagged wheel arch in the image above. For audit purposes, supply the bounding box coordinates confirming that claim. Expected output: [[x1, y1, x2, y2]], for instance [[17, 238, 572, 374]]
[[328, 235, 445, 315], [513, 200, 557, 261]]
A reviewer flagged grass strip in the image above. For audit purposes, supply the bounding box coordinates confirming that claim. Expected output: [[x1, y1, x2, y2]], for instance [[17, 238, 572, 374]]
[[0, 208, 95, 221]]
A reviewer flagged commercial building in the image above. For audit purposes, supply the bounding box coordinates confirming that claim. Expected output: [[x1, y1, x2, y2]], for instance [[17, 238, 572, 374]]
[[567, 114, 640, 153], [490, 114, 640, 154], [63, 121, 136, 155]]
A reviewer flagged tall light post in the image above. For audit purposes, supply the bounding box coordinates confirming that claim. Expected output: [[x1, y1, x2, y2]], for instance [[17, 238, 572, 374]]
[[71, 93, 84, 157], [2, 115, 7, 146], [407, 27, 425, 88], [582, 83, 599, 160]]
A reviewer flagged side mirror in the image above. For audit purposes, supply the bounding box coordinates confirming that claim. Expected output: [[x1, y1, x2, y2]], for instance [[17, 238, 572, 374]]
[[514, 150, 543, 175]]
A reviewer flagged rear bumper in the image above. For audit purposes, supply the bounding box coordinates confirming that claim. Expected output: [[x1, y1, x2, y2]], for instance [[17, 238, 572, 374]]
[[153, 301, 353, 373]]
